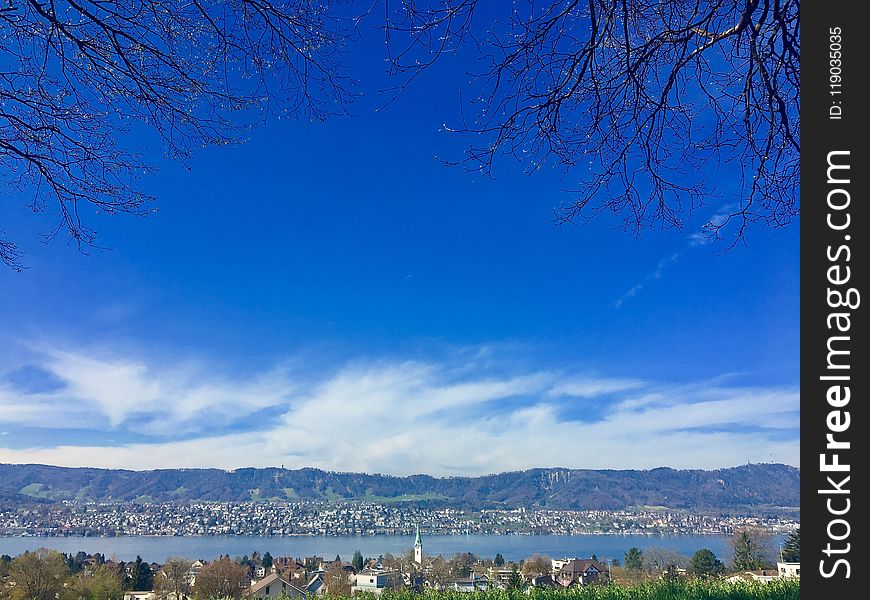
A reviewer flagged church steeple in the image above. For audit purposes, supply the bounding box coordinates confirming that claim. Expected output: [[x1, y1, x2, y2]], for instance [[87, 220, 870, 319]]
[[414, 524, 423, 565]]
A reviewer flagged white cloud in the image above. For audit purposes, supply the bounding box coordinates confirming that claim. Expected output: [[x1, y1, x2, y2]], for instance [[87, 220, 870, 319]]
[[1, 346, 297, 434], [548, 377, 644, 398], [615, 203, 743, 308], [0, 346, 800, 475]]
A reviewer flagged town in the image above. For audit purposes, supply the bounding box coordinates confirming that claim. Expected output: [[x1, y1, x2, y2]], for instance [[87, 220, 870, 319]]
[[0, 525, 801, 600], [0, 501, 797, 538]]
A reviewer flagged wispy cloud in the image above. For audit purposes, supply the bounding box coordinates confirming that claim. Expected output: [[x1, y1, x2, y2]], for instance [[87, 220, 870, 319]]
[[614, 204, 739, 308], [614, 253, 681, 308], [0, 344, 799, 475]]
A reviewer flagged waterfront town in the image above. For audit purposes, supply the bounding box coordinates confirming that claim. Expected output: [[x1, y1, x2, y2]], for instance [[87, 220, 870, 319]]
[[0, 501, 797, 538], [0, 524, 801, 600]]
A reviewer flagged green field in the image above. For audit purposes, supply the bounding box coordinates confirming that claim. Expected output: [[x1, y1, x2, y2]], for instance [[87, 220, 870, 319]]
[[368, 581, 800, 600]]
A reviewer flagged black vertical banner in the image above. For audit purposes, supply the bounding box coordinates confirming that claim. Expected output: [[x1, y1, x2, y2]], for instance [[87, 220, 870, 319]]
[[802, 0, 867, 596]]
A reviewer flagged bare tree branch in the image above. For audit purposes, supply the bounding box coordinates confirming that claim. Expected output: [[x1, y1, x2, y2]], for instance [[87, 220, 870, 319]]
[[1, 0, 356, 268], [386, 0, 800, 242]]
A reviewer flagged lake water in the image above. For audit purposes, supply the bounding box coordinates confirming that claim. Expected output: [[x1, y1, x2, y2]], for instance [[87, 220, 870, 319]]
[[0, 534, 784, 563]]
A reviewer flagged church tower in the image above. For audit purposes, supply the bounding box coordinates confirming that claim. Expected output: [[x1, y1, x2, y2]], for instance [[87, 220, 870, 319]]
[[414, 524, 423, 566]]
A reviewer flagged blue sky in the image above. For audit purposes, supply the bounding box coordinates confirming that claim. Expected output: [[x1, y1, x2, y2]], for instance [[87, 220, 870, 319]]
[[0, 19, 799, 475]]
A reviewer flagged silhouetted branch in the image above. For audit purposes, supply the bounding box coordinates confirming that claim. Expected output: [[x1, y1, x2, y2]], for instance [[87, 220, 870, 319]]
[[387, 0, 800, 241]]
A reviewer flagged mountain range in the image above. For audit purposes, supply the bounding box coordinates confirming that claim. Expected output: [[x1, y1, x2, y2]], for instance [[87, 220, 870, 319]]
[[0, 463, 799, 516]]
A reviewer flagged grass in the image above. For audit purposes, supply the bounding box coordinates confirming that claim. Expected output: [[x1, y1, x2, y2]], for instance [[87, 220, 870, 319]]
[[363, 580, 800, 600]]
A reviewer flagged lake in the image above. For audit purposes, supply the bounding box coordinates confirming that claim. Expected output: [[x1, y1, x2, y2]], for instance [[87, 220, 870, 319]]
[[0, 533, 784, 563]]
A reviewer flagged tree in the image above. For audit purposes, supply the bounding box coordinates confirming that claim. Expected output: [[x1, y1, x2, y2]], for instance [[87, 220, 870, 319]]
[[3, 0, 799, 271], [781, 528, 800, 562], [8, 548, 69, 600], [400, 548, 419, 572], [262, 553, 273, 570], [642, 548, 689, 575], [388, 0, 799, 244], [427, 556, 450, 589], [624, 547, 643, 574], [65, 565, 125, 600], [521, 553, 552, 578], [447, 553, 476, 579], [194, 557, 249, 600], [689, 549, 725, 579], [65, 552, 90, 575], [380, 553, 401, 571], [0, 554, 10, 578], [506, 565, 523, 590], [0, 0, 353, 269], [323, 561, 351, 598], [730, 527, 774, 571], [493, 553, 505, 567], [130, 556, 153, 591], [351, 550, 364, 572], [155, 557, 194, 600]]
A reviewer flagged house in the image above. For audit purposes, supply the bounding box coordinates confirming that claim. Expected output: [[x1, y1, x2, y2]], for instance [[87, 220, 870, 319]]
[[556, 559, 606, 585], [447, 573, 489, 592], [187, 560, 204, 587], [777, 562, 800, 578], [550, 558, 577, 573], [487, 568, 516, 587], [529, 575, 558, 588], [154, 592, 193, 600], [273, 557, 303, 572], [123, 592, 154, 600], [306, 573, 325, 596], [350, 569, 401, 596], [402, 572, 426, 592], [303, 556, 325, 571], [726, 569, 779, 584], [247, 572, 306, 600]]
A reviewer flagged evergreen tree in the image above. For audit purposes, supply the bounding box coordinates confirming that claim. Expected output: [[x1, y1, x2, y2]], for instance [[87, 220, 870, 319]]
[[506, 565, 523, 590], [624, 547, 644, 573], [352, 551, 364, 572], [494, 553, 505, 567], [782, 529, 800, 562], [689, 549, 725, 578], [131, 556, 153, 591], [262, 552, 273, 570]]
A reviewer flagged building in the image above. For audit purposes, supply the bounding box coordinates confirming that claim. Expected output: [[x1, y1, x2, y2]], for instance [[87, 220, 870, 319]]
[[550, 558, 577, 572], [448, 573, 489, 592], [488, 568, 517, 588], [777, 562, 800, 578], [530, 575, 559, 588], [556, 559, 606, 586], [351, 569, 401, 596], [247, 573, 306, 600], [414, 524, 423, 566], [187, 560, 204, 587]]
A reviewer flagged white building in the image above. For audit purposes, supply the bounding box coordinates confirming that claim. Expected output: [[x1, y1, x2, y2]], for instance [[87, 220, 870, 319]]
[[777, 562, 800, 578], [414, 524, 423, 566], [550, 558, 577, 572], [351, 569, 401, 596]]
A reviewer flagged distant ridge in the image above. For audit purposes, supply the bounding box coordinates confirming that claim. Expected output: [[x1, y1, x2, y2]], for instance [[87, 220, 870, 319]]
[[0, 463, 799, 515]]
